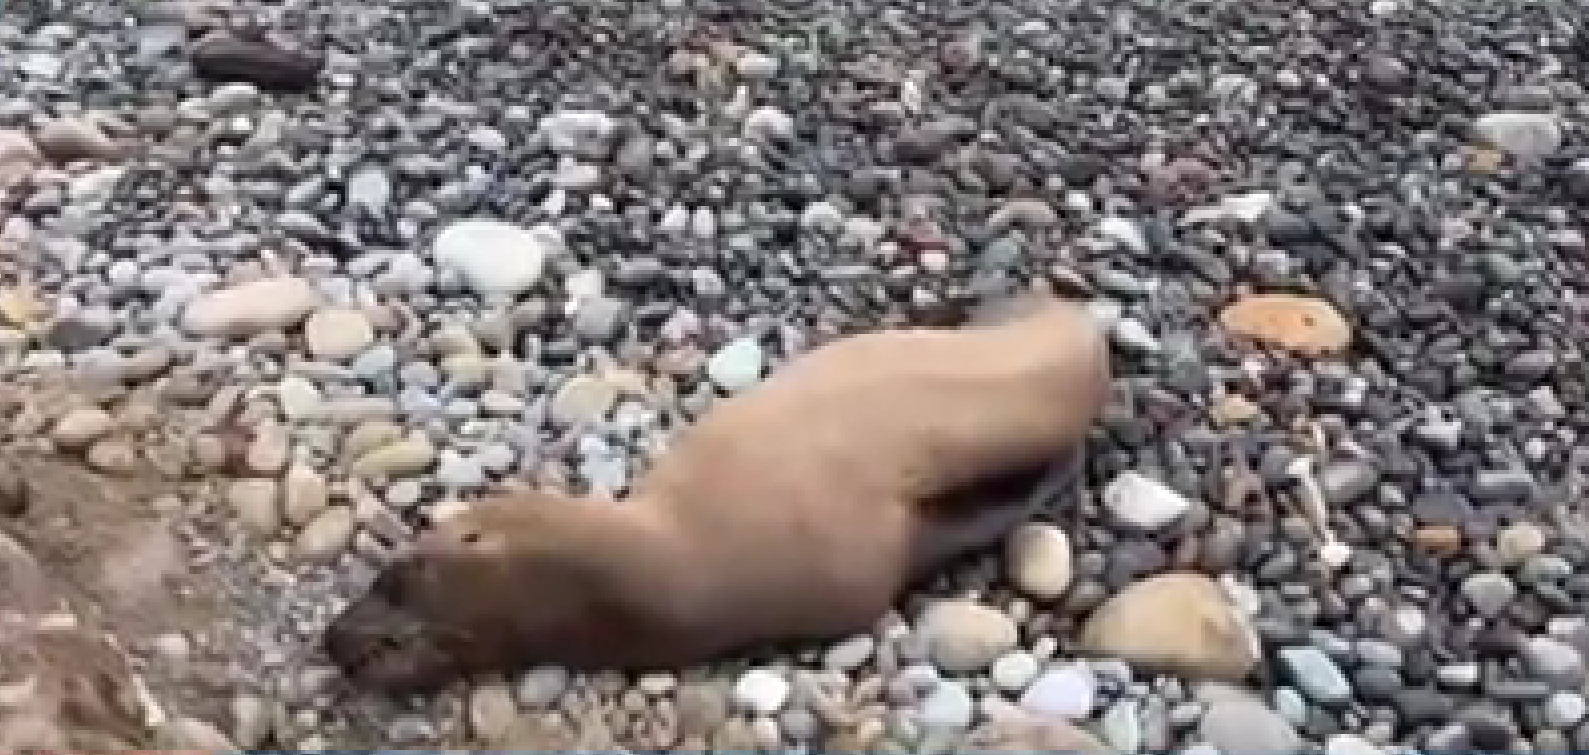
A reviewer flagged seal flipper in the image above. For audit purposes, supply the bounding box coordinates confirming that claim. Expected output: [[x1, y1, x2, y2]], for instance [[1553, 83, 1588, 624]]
[[909, 443, 1087, 579]]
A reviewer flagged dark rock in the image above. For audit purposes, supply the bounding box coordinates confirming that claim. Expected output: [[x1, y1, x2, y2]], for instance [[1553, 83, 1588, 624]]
[[191, 31, 323, 90]]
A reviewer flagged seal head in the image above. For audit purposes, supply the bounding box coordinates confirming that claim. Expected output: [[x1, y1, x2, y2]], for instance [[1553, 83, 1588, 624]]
[[323, 493, 691, 694]]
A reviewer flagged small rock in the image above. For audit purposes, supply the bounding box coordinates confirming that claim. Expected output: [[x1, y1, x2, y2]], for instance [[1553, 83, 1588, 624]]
[[294, 505, 354, 561], [919, 679, 975, 729], [1495, 522, 1548, 566], [282, 464, 329, 526], [550, 374, 619, 426], [824, 635, 876, 671], [516, 665, 571, 708], [1079, 572, 1259, 681], [155, 716, 239, 750], [433, 220, 563, 298], [1462, 572, 1517, 618], [51, 406, 113, 449], [733, 668, 790, 715], [1277, 646, 1354, 706], [920, 599, 1019, 673], [227, 478, 280, 535], [1198, 695, 1303, 755], [350, 436, 436, 478], [1317, 460, 1380, 505], [303, 308, 375, 360], [1326, 733, 1384, 755], [1103, 472, 1192, 530], [1219, 294, 1352, 356], [182, 277, 323, 337], [991, 651, 1042, 693], [1521, 636, 1585, 688], [34, 117, 120, 162], [706, 336, 765, 392], [469, 680, 520, 744], [1019, 664, 1096, 719], [965, 709, 1114, 754], [1474, 112, 1563, 160], [1006, 522, 1073, 599], [191, 31, 323, 90]]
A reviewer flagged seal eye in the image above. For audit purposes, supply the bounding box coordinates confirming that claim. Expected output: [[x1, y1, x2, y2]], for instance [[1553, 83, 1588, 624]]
[[460, 532, 480, 545]]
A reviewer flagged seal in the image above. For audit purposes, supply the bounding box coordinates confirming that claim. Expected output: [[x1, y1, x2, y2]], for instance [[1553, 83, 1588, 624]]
[[323, 296, 1112, 693]]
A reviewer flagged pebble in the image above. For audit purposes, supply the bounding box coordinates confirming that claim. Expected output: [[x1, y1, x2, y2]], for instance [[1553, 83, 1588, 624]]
[[1080, 572, 1259, 681], [303, 308, 375, 360], [227, 478, 280, 536], [1474, 112, 1563, 159], [282, 463, 329, 526], [706, 336, 766, 392], [732, 668, 791, 715], [918, 679, 975, 730], [1018, 664, 1096, 719], [1198, 694, 1304, 755], [1103, 471, 1192, 530], [515, 665, 570, 708], [1277, 646, 1354, 706], [1521, 635, 1585, 688], [823, 635, 876, 671], [350, 436, 437, 478], [919, 599, 1018, 673], [182, 277, 323, 337], [432, 220, 562, 298], [1005, 522, 1073, 599], [294, 505, 354, 561], [34, 116, 120, 162], [990, 651, 1042, 693], [51, 406, 114, 449]]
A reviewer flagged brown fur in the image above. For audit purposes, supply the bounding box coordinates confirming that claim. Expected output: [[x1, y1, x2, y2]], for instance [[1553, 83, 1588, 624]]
[[322, 297, 1112, 692]]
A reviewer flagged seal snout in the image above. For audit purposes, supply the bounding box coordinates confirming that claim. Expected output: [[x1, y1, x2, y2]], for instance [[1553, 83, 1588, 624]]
[[322, 588, 457, 693]]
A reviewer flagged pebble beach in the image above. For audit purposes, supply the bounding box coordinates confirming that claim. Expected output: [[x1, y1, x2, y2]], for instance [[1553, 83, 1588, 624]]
[[3, 0, 1589, 751]]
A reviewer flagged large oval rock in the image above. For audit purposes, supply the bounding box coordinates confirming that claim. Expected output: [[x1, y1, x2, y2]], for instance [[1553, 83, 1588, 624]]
[[919, 599, 1018, 673], [181, 277, 322, 338], [1078, 572, 1259, 681]]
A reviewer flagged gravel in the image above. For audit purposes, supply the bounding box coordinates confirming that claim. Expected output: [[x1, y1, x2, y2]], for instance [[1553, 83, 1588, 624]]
[[5, 0, 1589, 749]]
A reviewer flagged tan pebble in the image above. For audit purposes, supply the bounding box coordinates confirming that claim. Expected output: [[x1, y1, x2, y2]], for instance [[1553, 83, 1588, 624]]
[[50, 406, 114, 449], [34, 116, 121, 162], [181, 277, 323, 338], [282, 463, 329, 526], [1495, 522, 1547, 566], [1219, 294, 1351, 356], [294, 505, 354, 562], [1078, 571, 1259, 682], [1005, 522, 1073, 600], [1210, 393, 1260, 425], [303, 307, 375, 360], [191, 434, 231, 471], [350, 435, 436, 478], [343, 420, 403, 458], [84, 438, 141, 473], [441, 353, 493, 388], [246, 424, 291, 475], [469, 679, 521, 745], [0, 285, 48, 331], [1411, 526, 1463, 554], [227, 478, 281, 536], [919, 599, 1018, 672]]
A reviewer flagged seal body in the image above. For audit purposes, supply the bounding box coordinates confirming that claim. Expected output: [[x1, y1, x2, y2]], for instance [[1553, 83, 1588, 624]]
[[324, 298, 1112, 692]]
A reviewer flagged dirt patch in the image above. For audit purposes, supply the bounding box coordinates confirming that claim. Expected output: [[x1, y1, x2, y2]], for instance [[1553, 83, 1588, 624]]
[[0, 379, 250, 751]]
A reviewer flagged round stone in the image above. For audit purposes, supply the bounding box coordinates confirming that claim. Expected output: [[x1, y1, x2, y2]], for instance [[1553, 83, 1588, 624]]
[[918, 600, 1019, 673]]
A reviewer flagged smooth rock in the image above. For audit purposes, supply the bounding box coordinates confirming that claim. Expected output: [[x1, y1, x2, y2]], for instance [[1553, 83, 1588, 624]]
[[1079, 572, 1259, 681], [1006, 522, 1073, 599], [51, 407, 113, 449], [350, 436, 437, 478], [1198, 696, 1303, 755], [1277, 646, 1353, 706], [282, 464, 329, 526], [1019, 664, 1096, 719], [991, 651, 1042, 693], [1474, 112, 1563, 159], [303, 308, 375, 360], [227, 478, 280, 536], [706, 336, 765, 392], [432, 220, 563, 298], [182, 277, 323, 337], [294, 505, 354, 562], [733, 668, 790, 715], [920, 599, 1019, 673], [1103, 471, 1192, 530]]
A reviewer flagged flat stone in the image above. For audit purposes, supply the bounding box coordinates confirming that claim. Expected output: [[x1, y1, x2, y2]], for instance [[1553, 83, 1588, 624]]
[[1078, 572, 1259, 681], [919, 599, 1019, 673], [1019, 664, 1096, 719], [182, 277, 323, 337], [294, 505, 354, 562], [1219, 294, 1352, 357], [1103, 471, 1192, 531], [1277, 646, 1354, 706], [1198, 696, 1303, 755], [303, 308, 375, 360], [1474, 112, 1563, 160], [350, 436, 437, 478], [51, 406, 113, 449], [706, 336, 765, 392]]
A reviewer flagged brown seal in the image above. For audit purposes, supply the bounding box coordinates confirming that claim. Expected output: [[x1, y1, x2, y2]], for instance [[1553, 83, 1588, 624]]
[[322, 296, 1112, 693]]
